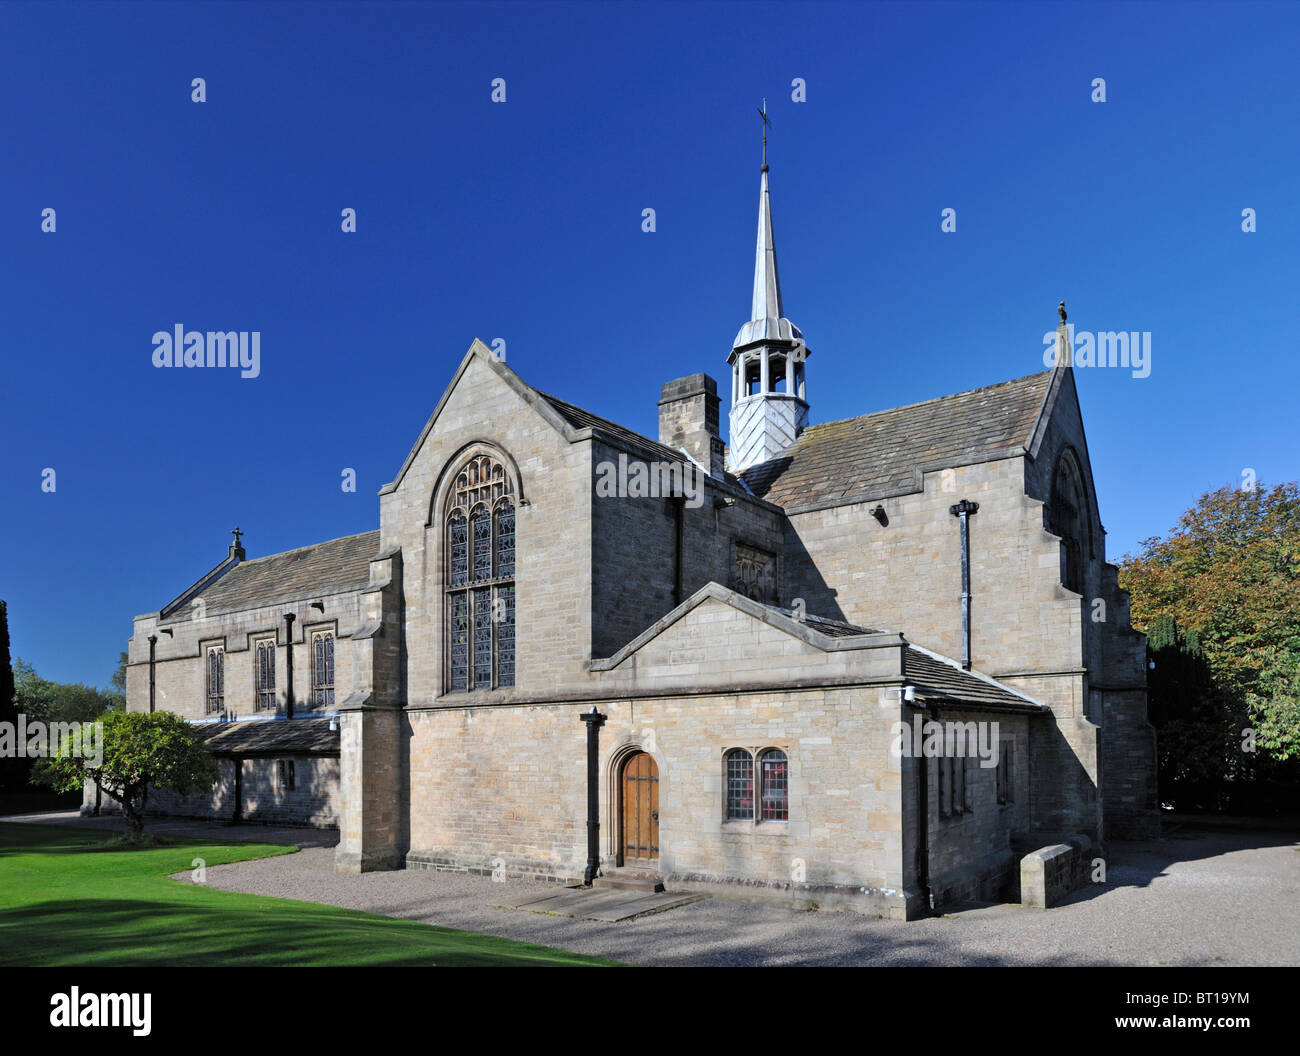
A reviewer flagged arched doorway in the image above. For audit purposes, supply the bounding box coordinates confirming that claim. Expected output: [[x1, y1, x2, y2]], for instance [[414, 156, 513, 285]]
[[619, 751, 659, 867]]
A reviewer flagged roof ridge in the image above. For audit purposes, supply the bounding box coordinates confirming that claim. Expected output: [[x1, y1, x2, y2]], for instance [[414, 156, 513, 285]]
[[796, 369, 1053, 437], [235, 528, 380, 567]]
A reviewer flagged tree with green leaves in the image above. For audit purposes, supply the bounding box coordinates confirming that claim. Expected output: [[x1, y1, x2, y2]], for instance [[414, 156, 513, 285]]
[[48, 711, 218, 841], [1121, 480, 1300, 812]]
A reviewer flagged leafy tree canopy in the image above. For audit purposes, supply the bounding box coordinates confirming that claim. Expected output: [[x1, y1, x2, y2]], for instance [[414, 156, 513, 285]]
[[48, 711, 218, 841], [1120, 480, 1300, 761]]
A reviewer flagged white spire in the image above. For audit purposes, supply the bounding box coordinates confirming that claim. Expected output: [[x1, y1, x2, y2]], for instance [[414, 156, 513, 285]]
[[726, 157, 810, 476], [751, 168, 783, 322], [733, 168, 802, 350]]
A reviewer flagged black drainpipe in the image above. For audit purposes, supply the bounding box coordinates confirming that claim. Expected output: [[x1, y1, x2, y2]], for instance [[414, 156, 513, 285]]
[[284, 613, 296, 719], [672, 496, 685, 606], [948, 500, 979, 670], [579, 707, 607, 885], [910, 694, 933, 916], [147, 635, 158, 713]]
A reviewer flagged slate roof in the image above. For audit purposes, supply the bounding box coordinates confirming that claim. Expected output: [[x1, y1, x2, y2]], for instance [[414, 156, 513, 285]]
[[754, 600, 1044, 712], [903, 647, 1044, 714], [193, 716, 340, 755], [740, 370, 1053, 511], [161, 530, 379, 622], [536, 390, 746, 489]]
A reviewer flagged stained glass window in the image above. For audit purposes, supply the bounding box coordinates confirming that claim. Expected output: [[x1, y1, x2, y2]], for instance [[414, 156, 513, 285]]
[[494, 503, 515, 578], [472, 507, 492, 581], [255, 638, 276, 711], [206, 646, 224, 714], [726, 749, 753, 820], [311, 631, 334, 710], [472, 588, 492, 687], [496, 584, 515, 687], [759, 749, 789, 821], [448, 512, 468, 587], [445, 451, 516, 691], [450, 592, 469, 691]]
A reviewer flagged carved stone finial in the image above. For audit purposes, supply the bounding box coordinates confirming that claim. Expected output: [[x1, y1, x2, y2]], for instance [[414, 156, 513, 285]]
[[231, 526, 243, 547], [1058, 301, 1067, 324]]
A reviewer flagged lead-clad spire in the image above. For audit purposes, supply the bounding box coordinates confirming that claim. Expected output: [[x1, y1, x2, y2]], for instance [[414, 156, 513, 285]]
[[751, 168, 783, 323], [733, 166, 803, 350], [726, 120, 811, 476]]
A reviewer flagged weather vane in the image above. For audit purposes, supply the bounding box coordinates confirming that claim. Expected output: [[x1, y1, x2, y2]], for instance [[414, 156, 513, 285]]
[[758, 97, 771, 171]]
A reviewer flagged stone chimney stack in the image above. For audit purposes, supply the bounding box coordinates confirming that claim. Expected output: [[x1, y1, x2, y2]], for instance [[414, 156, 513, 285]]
[[659, 373, 725, 477]]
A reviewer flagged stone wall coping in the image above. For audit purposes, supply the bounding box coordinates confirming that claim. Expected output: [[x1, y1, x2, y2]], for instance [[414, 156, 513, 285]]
[[411, 676, 908, 711], [588, 581, 907, 673]]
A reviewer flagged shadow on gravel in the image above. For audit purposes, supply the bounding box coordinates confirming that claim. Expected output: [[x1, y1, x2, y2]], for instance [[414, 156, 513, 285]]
[[1042, 821, 1300, 908]]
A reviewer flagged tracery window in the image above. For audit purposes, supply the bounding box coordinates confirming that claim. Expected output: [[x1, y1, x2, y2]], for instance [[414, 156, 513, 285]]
[[310, 631, 334, 709], [206, 645, 225, 715], [446, 452, 516, 691], [255, 637, 276, 711]]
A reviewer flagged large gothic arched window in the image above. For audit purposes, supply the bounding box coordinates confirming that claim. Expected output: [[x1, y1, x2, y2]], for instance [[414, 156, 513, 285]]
[[1047, 453, 1087, 594], [446, 452, 516, 691]]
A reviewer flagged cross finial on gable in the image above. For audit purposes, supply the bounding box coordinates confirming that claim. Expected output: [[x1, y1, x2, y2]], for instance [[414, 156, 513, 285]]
[[231, 526, 243, 547]]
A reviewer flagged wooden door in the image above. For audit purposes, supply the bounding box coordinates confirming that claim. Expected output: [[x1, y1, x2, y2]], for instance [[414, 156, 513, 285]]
[[621, 752, 659, 865]]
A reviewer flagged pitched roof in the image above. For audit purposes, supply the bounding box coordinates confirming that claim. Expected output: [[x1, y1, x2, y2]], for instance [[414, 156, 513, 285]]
[[759, 603, 1045, 712], [903, 646, 1045, 713], [537, 390, 747, 489], [740, 370, 1053, 511], [193, 716, 340, 755], [161, 530, 379, 623]]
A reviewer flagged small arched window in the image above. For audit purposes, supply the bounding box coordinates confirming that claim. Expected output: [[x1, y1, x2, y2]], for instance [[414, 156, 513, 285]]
[[1047, 453, 1087, 594], [759, 749, 789, 821], [725, 749, 754, 820], [445, 451, 515, 691]]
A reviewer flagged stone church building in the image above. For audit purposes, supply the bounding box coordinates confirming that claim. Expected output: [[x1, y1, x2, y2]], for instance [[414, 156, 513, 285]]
[[102, 162, 1158, 917]]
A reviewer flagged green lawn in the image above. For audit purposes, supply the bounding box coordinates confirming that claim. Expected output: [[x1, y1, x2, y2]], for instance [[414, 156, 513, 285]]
[[0, 823, 618, 966]]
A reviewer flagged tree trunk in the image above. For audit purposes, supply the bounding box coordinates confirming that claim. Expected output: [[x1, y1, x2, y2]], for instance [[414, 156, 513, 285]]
[[121, 786, 146, 842]]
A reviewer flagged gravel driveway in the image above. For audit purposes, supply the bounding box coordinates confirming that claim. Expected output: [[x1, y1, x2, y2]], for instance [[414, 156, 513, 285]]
[[8, 811, 1295, 965], [164, 822, 1300, 967]]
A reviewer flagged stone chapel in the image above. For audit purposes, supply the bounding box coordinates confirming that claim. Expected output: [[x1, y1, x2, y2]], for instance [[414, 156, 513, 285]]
[[99, 157, 1158, 918]]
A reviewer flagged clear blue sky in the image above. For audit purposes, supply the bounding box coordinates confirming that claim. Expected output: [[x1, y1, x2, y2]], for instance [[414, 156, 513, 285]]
[[1, 0, 1296, 687]]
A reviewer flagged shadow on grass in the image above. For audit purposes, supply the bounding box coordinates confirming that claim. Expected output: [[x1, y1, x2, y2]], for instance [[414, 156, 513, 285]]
[[0, 823, 615, 967], [0, 897, 614, 967], [0, 823, 235, 858]]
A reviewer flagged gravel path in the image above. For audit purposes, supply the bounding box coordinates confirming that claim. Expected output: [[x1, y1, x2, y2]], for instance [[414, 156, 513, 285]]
[[9, 811, 1298, 965]]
